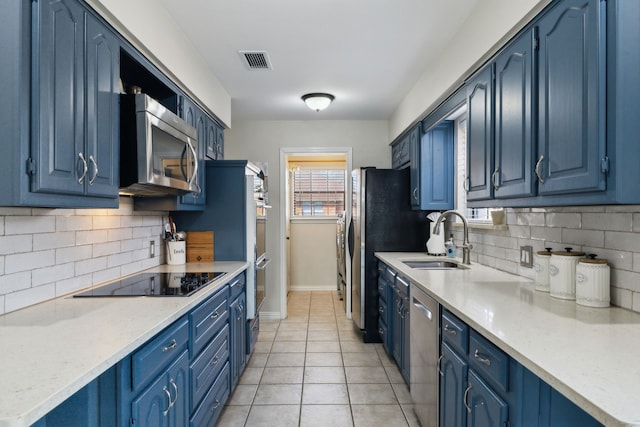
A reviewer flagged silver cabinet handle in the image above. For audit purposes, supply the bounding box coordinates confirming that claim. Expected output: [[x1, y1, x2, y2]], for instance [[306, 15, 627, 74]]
[[77, 153, 88, 184], [438, 354, 444, 376], [210, 311, 219, 320], [187, 141, 200, 193], [162, 339, 177, 352], [162, 386, 172, 416], [211, 399, 221, 413], [169, 378, 178, 409], [535, 155, 545, 184], [464, 384, 472, 413], [463, 176, 470, 193], [443, 324, 457, 336], [209, 356, 220, 367], [378, 306, 384, 314], [88, 155, 98, 185], [492, 168, 499, 191], [474, 349, 492, 366], [412, 187, 418, 201]]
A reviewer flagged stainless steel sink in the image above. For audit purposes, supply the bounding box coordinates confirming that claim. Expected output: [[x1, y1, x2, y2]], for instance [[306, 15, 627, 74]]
[[402, 260, 467, 270]]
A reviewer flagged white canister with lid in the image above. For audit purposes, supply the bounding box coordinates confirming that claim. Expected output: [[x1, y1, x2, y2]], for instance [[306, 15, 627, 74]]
[[549, 247, 585, 300], [533, 247, 553, 292], [575, 254, 610, 307]]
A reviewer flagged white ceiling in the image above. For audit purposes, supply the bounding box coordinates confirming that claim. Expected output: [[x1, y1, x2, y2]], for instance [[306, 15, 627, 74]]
[[157, 0, 479, 122]]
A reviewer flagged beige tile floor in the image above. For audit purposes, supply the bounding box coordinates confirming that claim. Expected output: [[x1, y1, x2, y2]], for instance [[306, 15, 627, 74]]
[[217, 291, 420, 427]]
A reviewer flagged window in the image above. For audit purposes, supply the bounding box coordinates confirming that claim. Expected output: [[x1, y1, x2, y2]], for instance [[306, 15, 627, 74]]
[[292, 168, 345, 217]]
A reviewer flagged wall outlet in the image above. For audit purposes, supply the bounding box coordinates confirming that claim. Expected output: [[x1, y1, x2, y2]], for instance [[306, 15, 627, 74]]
[[520, 245, 533, 268]]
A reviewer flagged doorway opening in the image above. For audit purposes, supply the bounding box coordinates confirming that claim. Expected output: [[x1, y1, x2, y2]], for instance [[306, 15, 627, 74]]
[[279, 147, 352, 320]]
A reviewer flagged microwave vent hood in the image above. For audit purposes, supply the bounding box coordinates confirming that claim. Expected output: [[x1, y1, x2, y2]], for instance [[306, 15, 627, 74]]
[[119, 94, 199, 197]]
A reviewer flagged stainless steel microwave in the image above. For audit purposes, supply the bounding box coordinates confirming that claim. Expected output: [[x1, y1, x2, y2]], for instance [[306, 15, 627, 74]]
[[119, 93, 199, 197]]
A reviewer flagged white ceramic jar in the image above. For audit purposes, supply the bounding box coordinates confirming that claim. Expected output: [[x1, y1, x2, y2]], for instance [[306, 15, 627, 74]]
[[575, 254, 610, 307], [533, 247, 553, 292], [549, 248, 585, 300]]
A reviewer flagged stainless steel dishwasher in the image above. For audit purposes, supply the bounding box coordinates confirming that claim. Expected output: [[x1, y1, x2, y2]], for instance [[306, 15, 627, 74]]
[[410, 283, 440, 427]]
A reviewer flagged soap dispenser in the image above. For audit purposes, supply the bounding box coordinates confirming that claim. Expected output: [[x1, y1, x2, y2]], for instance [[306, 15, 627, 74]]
[[445, 234, 457, 258]]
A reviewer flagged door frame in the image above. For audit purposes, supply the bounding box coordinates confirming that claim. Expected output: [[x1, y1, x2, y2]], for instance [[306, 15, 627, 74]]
[[279, 147, 353, 320]]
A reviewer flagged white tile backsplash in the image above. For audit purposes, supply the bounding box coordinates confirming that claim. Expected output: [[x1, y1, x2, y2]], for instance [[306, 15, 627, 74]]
[[0, 198, 167, 314], [449, 205, 640, 314]]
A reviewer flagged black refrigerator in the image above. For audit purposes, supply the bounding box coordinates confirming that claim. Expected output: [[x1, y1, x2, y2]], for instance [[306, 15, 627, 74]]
[[348, 167, 430, 342]]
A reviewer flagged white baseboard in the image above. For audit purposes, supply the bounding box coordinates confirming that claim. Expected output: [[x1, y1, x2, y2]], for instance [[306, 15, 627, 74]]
[[259, 311, 282, 321], [290, 285, 339, 292]]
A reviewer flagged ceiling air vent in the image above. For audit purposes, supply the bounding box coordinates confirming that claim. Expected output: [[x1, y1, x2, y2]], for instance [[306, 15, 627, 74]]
[[239, 51, 273, 70]]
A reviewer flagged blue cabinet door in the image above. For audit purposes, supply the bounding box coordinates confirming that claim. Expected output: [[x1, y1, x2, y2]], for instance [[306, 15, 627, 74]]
[[179, 97, 206, 208], [131, 350, 189, 427], [216, 125, 225, 160], [466, 370, 508, 427], [494, 29, 535, 199], [400, 294, 410, 384], [391, 285, 402, 367], [33, 0, 85, 196], [466, 64, 494, 201], [421, 121, 454, 210], [408, 126, 421, 208], [206, 119, 217, 160], [536, 0, 606, 195], [230, 291, 247, 391], [440, 343, 468, 427], [85, 12, 119, 199]]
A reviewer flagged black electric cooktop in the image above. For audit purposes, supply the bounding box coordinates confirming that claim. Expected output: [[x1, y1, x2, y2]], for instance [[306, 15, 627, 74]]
[[73, 272, 226, 297]]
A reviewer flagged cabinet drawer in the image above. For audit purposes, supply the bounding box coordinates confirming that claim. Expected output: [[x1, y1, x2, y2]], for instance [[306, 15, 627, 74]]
[[441, 310, 469, 355], [469, 330, 509, 392], [131, 317, 189, 391], [190, 362, 230, 427], [229, 273, 246, 301], [190, 286, 228, 356], [190, 324, 229, 411]]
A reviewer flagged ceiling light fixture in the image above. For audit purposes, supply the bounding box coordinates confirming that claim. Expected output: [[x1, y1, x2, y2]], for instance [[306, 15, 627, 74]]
[[302, 93, 335, 112]]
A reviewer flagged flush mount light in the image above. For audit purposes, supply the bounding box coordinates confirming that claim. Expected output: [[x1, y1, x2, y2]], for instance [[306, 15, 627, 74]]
[[302, 93, 335, 112]]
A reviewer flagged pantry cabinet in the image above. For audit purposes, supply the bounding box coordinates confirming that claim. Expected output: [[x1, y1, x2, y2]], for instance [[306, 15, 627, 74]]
[[0, 0, 120, 208]]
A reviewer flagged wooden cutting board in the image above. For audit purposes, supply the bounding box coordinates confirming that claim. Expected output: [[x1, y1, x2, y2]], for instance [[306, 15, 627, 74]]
[[185, 231, 214, 263]]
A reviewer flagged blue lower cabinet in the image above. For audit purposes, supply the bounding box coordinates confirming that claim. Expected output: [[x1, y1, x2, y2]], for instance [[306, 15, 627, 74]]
[[230, 291, 247, 391], [440, 342, 468, 427], [131, 350, 189, 427], [190, 363, 230, 427], [467, 370, 509, 427]]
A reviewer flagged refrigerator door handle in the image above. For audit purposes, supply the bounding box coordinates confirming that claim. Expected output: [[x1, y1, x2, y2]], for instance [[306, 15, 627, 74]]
[[347, 217, 354, 261]]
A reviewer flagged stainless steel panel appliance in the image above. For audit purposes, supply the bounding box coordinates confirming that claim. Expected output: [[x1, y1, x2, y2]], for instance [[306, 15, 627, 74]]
[[73, 272, 225, 297], [348, 167, 429, 342], [336, 211, 347, 301], [410, 283, 440, 427], [119, 93, 200, 196]]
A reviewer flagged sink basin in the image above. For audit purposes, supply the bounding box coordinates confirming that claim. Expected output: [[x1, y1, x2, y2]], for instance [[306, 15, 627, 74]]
[[402, 260, 467, 270]]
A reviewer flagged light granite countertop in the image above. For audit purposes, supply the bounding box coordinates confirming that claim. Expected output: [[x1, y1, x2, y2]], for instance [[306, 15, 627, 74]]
[[0, 261, 250, 427], [376, 252, 640, 427]]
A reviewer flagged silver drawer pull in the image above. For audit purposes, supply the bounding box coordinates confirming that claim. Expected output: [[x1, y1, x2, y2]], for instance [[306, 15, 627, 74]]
[[474, 349, 491, 366], [162, 339, 177, 352], [443, 324, 457, 336], [378, 307, 384, 313], [211, 400, 221, 412], [209, 356, 220, 366], [210, 311, 219, 320]]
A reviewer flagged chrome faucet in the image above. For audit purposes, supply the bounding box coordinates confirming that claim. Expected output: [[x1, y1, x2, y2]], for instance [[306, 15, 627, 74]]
[[432, 210, 473, 265]]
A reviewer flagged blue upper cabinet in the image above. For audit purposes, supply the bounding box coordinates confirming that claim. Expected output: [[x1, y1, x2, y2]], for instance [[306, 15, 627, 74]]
[[494, 29, 535, 199], [408, 125, 421, 208], [179, 96, 207, 209], [0, 0, 120, 208], [419, 121, 454, 210], [466, 64, 494, 202], [536, 0, 606, 196]]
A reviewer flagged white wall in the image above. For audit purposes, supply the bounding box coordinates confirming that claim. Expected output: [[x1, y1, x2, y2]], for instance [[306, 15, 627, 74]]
[[87, 0, 231, 127], [224, 120, 389, 317], [290, 221, 337, 291], [389, 0, 549, 140]]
